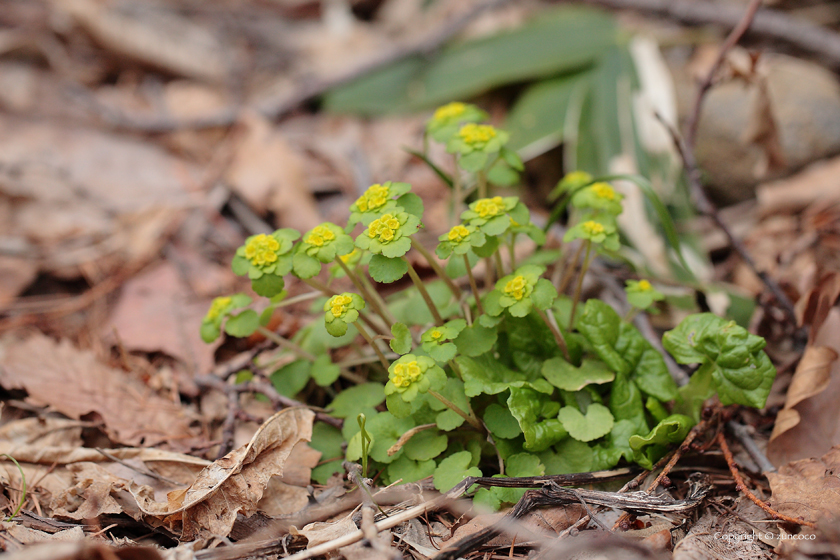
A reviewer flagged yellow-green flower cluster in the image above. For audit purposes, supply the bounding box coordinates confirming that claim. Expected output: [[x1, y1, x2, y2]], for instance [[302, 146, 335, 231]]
[[484, 265, 557, 318], [324, 292, 365, 337], [435, 223, 486, 259], [625, 279, 665, 310], [200, 293, 253, 343], [446, 122, 510, 172], [564, 218, 620, 251], [549, 170, 593, 201], [355, 210, 420, 259], [293, 222, 355, 279], [426, 102, 488, 142], [349, 181, 412, 226], [232, 229, 299, 297], [571, 181, 624, 216], [384, 354, 446, 403], [420, 319, 466, 363], [460, 196, 526, 237]]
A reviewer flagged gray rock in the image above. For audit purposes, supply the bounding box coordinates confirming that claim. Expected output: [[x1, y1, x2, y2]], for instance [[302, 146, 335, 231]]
[[672, 54, 840, 204]]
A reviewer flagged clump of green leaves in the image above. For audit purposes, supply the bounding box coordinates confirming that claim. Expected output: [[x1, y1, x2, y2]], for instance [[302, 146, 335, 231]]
[[203, 102, 777, 505]]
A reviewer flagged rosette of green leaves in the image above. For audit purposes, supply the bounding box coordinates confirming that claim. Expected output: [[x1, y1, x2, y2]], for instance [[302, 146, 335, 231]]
[[571, 182, 624, 216], [484, 264, 557, 318], [664, 313, 776, 412], [446, 123, 510, 172], [324, 292, 365, 337], [355, 210, 420, 259], [421, 319, 466, 363], [348, 182, 412, 227], [426, 102, 488, 143], [293, 222, 355, 279], [549, 170, 594, 201], [460, 196, 528, 237], [563, 218, 620, 252], [625, 279, 664, 310], [384, 354, 446, 403], [435, 224, 486, 259], [232, 229, 299, 297], [200, 294, 253, 343]]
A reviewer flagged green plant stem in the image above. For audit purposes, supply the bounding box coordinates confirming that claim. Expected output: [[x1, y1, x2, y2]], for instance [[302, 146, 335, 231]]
[[2, 454, 26, 521], [335, 257, 396, 326], [557, 241, 585, 295], [257, 326, 367, 384], [404, 259, 445, 326], [477, 169, 488, 199], [463, 254, 484, 316], [428, 390, 483, 431], [452, 154, 462, 227], [354, 322, 390, 370], [536, 307, 570, 362], [410, 238, 462, 300], [302, 277, 388, 337], [508, 233, 517, 271], [493, 252, 504, 278], [623, 307, 640, 323], [359, 272, 396, 328], [569, 240, 594, 330], [484, 256, 495, 288], [448, 359, 464, 382]]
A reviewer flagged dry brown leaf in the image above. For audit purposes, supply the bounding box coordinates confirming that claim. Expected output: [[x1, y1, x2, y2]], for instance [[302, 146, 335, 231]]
[[0, 522, 85, 546], [50, 462, 127, 520], [103, 261, 221, 376], [57, 0, 230, 82], [767, 445, 840, 525], [758, 155, 840, 216], [297, 515, 358, 548], [225, 113, 320, 232], [132, 407, 314, 540], [0, 333, 197, 448], [0, 541, 164, 560]]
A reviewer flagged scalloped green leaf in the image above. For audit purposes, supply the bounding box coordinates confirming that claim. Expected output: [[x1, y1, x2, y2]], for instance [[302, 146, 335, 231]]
[[328, 383, 386, 418], [433, 451, 482, 492], [453, 322, 498, 358], [390, 322, 413, 355], [629, 414, 694, 470], [369, 254, 409, 283], [224, 310, 260, 338], [541, 357, 614, 391], [483, 403, 522, 439], [404, 430, 448, 461], [557, 403, 614, 443]]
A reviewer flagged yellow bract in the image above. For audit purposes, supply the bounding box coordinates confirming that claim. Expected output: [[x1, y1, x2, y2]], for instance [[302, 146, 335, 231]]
[[367, 213, 400, 243], [433, 102, 466, 121], [459, 123, 497, 145], [305, 225, 336, 247], [430, 329, 444, 340], [447, 224, 470, 243], [505, 275, 527, 301], [475, 196, 506, 219], [244, 234, 280, 266], [393, 360, 422, 387], [637, 279, 652, 291], [591, 182, 616, 200], [582, 221, 606, 236], [354, 184, 390, 213], [340, 249, 358, 263], [329, 294, 353, 318], [206, 296, 232, 321]]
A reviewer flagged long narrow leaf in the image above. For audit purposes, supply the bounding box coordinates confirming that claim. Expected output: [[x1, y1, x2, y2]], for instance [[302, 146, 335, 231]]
[[403, 148, 454, 189]]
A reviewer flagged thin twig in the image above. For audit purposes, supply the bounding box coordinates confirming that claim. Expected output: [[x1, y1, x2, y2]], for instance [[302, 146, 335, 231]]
[[717, 432, 816, 528], [727, 420, 776, 474]]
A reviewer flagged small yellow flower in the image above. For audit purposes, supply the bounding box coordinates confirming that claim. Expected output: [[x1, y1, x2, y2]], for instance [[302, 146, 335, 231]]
[[354, 184, 390, 213], [244, 234, 281, 266], [367, 213, 400, 243], [430, 329, 444, 340], [582, 221, 606, 236], [305, 225, 336, 247], [475, 196, 506, 219], [637, 279, 652, 291], [591, 183, 616, 201], [340, 249, 358, 263], [433, 102, 466, 121], [505, 276, 527, 301], [459, 123, 497, 145], [328, 294, 353, 318], [393, 374, 409, 388], [206, 296, 232, 321], [447, 225, 470, 243]]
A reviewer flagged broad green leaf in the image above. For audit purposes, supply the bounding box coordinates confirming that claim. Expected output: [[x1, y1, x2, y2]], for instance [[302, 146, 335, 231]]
[[427, 378, 469, 431], [456, 355, 553, 397], [387, 456, 436, 485], [531, 279, 558, 310], [663, 313, 776, 409], [502, 313, 577, 379], [390, 323, 413, 355], [311, 422, 345, 481], [200, 322, 220, 343], [453, 322, 497, 357], [489, 453, 545, 504], [508, 386, 568, 452], [629, 414, 694, 470], [540, 438, 594, 474], [396, 193, 424, 218], [369, 254, 408, 283], [292, 252, 322, 279], [484, 403, 522, 439], [557, 403, 614, 442], [577, 299, 625, 373], [251, 273, 285, 298], [324, 6, 616, 114], [312, 354, 341, 386], [433, 451, 482, 492], [404, 430, 448, 461], [608, 371, 648, 435], [224, 310, 260, 338], [270, 359, 311, 397], [541, 357, 614, 391], [365, 412, 416, 464], [328, 383, 386, 418]]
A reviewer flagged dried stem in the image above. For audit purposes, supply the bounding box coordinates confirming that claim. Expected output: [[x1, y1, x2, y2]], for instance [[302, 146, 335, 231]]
[[717, 432, 817, 528], [463, 254, 485, 315]]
